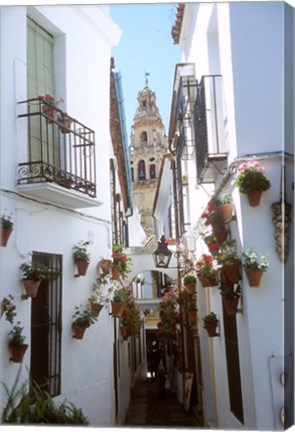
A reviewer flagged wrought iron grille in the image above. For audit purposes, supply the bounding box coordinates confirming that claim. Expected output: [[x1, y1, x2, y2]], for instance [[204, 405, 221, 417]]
[[17, 98, 96, 198], [194, 78, 208, 178]]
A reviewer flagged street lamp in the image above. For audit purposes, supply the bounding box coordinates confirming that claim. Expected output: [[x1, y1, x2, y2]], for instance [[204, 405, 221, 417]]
[[153, 235, 172, 269]]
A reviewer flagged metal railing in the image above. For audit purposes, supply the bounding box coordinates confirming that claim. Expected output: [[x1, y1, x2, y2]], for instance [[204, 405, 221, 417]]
[[194, 74, 228, 182], [17, 98, 96, 198]]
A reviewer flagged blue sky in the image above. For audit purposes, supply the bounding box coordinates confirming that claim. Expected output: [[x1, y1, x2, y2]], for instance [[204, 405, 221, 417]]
[[110, 3, 181, 140]]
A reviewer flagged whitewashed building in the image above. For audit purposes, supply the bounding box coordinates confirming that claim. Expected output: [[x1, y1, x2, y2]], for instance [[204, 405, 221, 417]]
[[0, 5, 144, 426], [153, 2, 294, 429]]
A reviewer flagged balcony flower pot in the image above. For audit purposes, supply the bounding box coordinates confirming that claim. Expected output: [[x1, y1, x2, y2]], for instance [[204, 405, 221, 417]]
[[1, 214, 14, 247], [73, 241, 90, 276], [8, 322, 28, 363], [58, 113, 73, 134], [242, 248, 269, 287], [236, 161, 271, 207], [42, 104, 56, 124]]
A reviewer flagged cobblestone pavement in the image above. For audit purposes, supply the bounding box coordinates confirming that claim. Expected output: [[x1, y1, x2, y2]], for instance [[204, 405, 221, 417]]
[[124, 376, 199, 428]]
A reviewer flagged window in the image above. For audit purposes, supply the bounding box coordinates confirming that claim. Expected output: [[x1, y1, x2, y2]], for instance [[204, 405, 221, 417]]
[[138, 160, 146, 180], [223, 306, 244, 423], [30, 252, 62, 396], [140, 131, 148, 147], [150, 164, 156, 179]]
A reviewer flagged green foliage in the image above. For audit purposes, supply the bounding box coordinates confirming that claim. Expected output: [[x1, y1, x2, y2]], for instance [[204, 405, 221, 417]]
[[113, 287, 131, 303], [21, 262, 48, 281], [88, 282, 110, 306], [72, 305, 97, 328], [219, 283, 241, 298], [8, 322, 26, 346], [242, 248, 269, 271], [214, 190, 232, 205], [183, 275, 196, 285], [202, 312, 219, 327], [73, 241, 90, 263], [1, 369, 89, 424], [236, 162, 271, 194], [1, 214, 14, 230], [1, 295, 17, 324], [217, 239, 240, 266]]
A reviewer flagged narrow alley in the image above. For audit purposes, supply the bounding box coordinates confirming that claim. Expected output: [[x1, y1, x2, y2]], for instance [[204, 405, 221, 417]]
[[124, 375, 199, 428]]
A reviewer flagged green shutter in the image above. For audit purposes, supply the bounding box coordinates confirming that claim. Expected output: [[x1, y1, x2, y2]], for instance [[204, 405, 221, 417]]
[[27, 18, 59, 167]]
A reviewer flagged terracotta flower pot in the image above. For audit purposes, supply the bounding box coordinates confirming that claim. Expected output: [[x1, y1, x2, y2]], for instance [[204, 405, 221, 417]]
[[205, 322, 218, 337], [1, 228, 13, 247], [42, 105, 56, 123], [59, 117, 73, 134], [112, 267, 121, 281], [223, 297, 240, 315], [244, 268, 264, 287], [72, 323, 87, 339], [198, 274, 217, 288], [187, 310, 197, 325], [22, 279, 41, 298], [98, 259, 112, 274], [216, 203, 233, 223], [90, 302, 103, 317], [213, 226, 229, 245], [9, 343, 28, 363], [184, 291, 193, 302], [246, 189, 263, 207], [184, 282, 195, 294], [120, 325, 129, 340], [220, 261, 241, 285], [75, 260, 89, 276], [111, 301, 125, 318]]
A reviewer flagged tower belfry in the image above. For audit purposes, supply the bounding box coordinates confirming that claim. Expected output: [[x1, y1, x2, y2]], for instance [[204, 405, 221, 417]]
[[130, 78, 167, 237]]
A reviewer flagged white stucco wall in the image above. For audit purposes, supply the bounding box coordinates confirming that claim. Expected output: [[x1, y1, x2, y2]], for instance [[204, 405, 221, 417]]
[[0, 5, 124, 425]]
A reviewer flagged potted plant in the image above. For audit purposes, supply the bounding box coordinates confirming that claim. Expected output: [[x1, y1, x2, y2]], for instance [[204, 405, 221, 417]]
[[58, 112, 73, 134], [242, 248, 269, 287], [209, 212, 229, 245], [8, 321, 28, 363], [214, 190, 234, 223], [1, 213, 14, 247], [236, 161, 271, 206], [183, 274, 197, 294], [97, 258, 112, 279], [88, 282, 110, 317], [120, 300, 141, 340], [196, 254, 218, 287], [217, 239, 241, 285], [202, 312, 219, 337], [111, 245, 131, 280], [73, 241, 90, 276], [186, 301, 198, 325], [1, 295, 16, 323], [72, 304, 97, 339], [38, 94, 64, 123], [111, 287, 131, 317], [219, 284, 241, 315], [20, 261, 48, 298], [202, 233, 220, 256]]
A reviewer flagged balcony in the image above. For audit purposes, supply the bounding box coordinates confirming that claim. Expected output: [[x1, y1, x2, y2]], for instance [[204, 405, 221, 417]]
[[17, 98, 100, 208], [194, 75, 228, 184]]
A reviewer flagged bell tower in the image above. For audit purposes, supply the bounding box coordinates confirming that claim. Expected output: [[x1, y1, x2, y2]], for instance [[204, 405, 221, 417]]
[[130, 75, 167, 237]]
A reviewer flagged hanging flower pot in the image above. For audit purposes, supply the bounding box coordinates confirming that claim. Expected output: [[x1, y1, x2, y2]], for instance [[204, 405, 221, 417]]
[[244, 268, 264, 287], [75, 261, 89, 276], [111, 301, 125, 318], [197, 274, 217, 288], [120, 325, 129, 340], [112, 267, 121, 281], [213, 226, 229, 245], [205, 322, 218, 337], [184, 291, 193, 302], [187, 310, 197, 325], [42, 104, 56, 123], [58, 114, 73, 134], [216, 203, 233, 223], [220, 261, 241, 285], [9, 343, 28, 363], [98, 259, 112, 276], [246, 189, 263, 207], [1, 227, 13, 247], [72, 323, 88, 339], [90, 301, 104, 317], [22, 279, 41, 298], [223, 296, 240, 315]]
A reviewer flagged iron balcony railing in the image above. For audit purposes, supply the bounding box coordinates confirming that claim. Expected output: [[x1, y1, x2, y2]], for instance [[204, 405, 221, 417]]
[[17, 98, 96, 198], [194, 74, 228, 183]]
